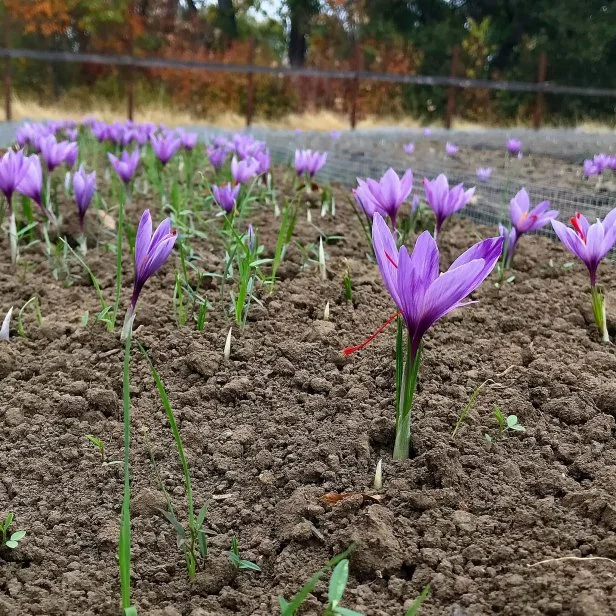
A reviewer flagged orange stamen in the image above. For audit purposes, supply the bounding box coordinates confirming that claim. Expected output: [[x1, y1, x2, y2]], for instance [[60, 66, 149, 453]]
[[343, 311, 401, 356]]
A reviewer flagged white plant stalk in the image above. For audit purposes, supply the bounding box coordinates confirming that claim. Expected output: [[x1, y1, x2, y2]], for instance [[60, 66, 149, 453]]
[[323, 301, 330, 321], [8, 211, 18, 266], [307, 209, 312, 223], [224, 327, 232, 360], [319, 236, 326, 281], [1, 307, 13, 341], [373, 459, 383, 490]]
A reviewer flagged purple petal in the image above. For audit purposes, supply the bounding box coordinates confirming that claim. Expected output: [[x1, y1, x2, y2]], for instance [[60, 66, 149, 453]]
[[371, 213, 401, 309]]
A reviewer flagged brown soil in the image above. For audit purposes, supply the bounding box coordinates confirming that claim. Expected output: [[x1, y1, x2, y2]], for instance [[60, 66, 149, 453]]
[[2, 163, 616, 616]]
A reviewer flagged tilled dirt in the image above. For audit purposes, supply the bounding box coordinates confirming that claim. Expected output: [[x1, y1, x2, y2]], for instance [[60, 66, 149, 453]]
[[2, 164, 616, 616]]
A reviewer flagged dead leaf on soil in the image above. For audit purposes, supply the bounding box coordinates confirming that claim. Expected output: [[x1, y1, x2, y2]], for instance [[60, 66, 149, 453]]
[[97, 209, 116, 231], [320, 492, 383, 506]]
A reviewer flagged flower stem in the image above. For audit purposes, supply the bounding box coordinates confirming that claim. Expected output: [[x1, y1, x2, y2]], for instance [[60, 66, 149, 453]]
[[393, 336, 422, 460], [118, 329, 134, 611], [112, 184, 126, 330], [8, 210, 18, 266], [591, 286, 610, 343]]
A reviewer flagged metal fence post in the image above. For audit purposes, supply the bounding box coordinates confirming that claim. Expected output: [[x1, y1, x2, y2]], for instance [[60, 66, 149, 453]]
[[350, 41, 361, 130], [246, 36, 255, 127], [533, 52, 547, 130], [445, 46, 460, 130], [3, 11, 11, 122]]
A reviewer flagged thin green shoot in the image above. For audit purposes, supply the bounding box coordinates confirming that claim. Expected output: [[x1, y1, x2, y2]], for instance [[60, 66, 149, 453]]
[[267, 201, 298, 290], [491, 406, 526, 437], [0, 513, 26, 550], [17, 296, 43, 337], [343, 271, 353, 302], [404, 585, 431, 616], [451, 378, 492, 439], [323, 559, 363, 616], [279, 545, 356, 616], [173, 273, 188, 327], [118, 330, 135, 613], [112, 184, 127, 330], [227, 535, 261, 572], [137, 342, 212, 577], [85, 434, 106, 461]]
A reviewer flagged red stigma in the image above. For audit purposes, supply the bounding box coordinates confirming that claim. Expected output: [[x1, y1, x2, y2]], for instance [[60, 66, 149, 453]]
[[343, 311, 401, 356], [385, 251, 398, 269], [570, 213, 585, 240], [171, 229, 177, 236]]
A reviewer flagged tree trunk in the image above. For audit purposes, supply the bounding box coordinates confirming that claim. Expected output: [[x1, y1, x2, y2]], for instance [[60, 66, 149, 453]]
[[217, 0, 238, 40]]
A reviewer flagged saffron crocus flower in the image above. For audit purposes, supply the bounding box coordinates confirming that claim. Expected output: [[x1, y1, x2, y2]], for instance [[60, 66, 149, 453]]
[[329, 130, 342, 140], [498, 223, 517, 269], [122, 209, 177, 340], [247, 224, 255, 251], [0, 307, 12, 341], [180, 132, 198, 151], [254, 149, 270, 176], [476, 167, 492, 182], [294, 149, 327, 177], [423, 127, 432, 137], [108, 150, 140, 185], [208, 146, 227, 170], [353, 179, 382, 221], [403, 142, 415, 155], [72, 164, 96, 232], [503, 188, 558, 267], [212, 183, 240, 213], [344, 213, 503, 459], [357, 168, 413, 229], [445, 142, 459, 157], [151, 134, 181, 166], [423, 174, 475, 239], [552, 209, 616, 342], [0, 149, 31, 212], [231, 156, 259, 184], [506, 139, 522, 156], [65, 127, 78, 141], [583, 160, 599, 177], [39, 136, 79, 171], [16, 155, 53, 220]]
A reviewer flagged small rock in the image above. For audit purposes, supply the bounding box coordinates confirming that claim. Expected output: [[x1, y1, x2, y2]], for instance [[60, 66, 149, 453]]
[[4, 407, 24, 427], [194, 554, 237, 594], [220, 377, 251, 402], [132, 489, 167, 517]]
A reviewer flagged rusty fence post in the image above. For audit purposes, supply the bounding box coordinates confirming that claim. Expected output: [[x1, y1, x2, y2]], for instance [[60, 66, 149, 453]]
[[3, 10, 11, 122], [533, 52, 547, 130], [126, 2, 135, 121], [350, 41, 361, 130], [445, 46, 460, 130], [246, 36, 255, 127]]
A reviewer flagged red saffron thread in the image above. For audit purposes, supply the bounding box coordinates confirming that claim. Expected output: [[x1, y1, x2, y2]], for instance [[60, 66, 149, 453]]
[[570, 212, 585, 240], [343, 311, 401, 356], [385, 251, 398, 268]]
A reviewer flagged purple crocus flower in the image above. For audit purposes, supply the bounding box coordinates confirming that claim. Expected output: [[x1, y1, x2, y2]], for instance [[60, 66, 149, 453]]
[[423, 174, 475, 239], [344, 213, 503, 458], [0, 149, 31, 212], [552, 208, 616, 342], [403, 142, 415, 155], [593, 154, 611, 173], [445, 142, 459, 157], [72, 164, 96, 232], [211, 183, 240, 213], [16, 123, 38, 148], [65, 128, 78, 141], [151, 134, 181, 166], [509, 188, 558, 234], [294, 150, 327, 177], [39, 136, 79, 172], [423, 128, 432, 137], [91, 122, 110, 143], [552, 209, 616, 288], [329, 130, 342, 140], [365, 212, 503, 357], [476, 167, 492, 182], [506, 139, 522, 156], [254, 149, 270, 175], [122, 209, 177, 340], [356, 168, 413, 229], [231, 156, 259, 184], [208, 146, 227, 170], [179, 132, 198, 150], [16, 155, 54, 220], [108, 150, 140, 184], [353, 179, 382, 221], [498, 223, 517, 266]]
